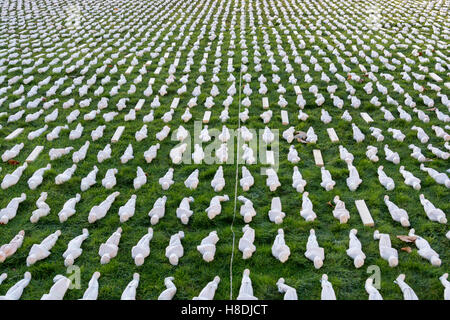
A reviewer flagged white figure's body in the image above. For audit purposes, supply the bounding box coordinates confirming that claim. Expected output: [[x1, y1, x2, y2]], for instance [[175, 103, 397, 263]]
[[276, 278, 298, 300], [121, 273, 140, 300], [0, 272, 31, 300], [419, 194, 447, 224], [102, 168, 118, 189], [428, 144, 450, 160], [287, 145, 300, 163], [58, 194, 81, 222], [346, 163, 362, 191], [2, 163, 27, 189], [72, 141, 90, 163], [237, 269, 258, 300], [346, 229, 366, 268], [63, 228, 89, 267], [158, 277, 177, 300], [132, 228, 153, 266], [394, 274, 419, 300], [411, 126, 429, 143], [97, 144, 112, 163], [384, 145, 400, 164], [365, 278, 383, 300], [377, 166, 395, 190], [205, 195, 229, 220], [193, 276, 220, 300], [27, 230, 61, 266], [352, 123, 365, 142], [339, 145, 354, 163], [292, 166, 307, 193], [0, 230, 25, 263], [49, 147, 73, 161], [144, 143, 160, 163], [373, 230, 398, 267], [369, 127, 384, 142], [320, 275, 336, 300], [268, 197, 285, 224], [266, 168, 281, 192], [41, 275, 71, 300], [300, 192, 317, 222], [99, 227, 122, 264], [242, 144, 256, 164], [408, 229, 441, 266], [239, 224, 256, 259], [170, 143, 187, 164], [176, 197, 194, 224], [192, 144, 204, 164], [80, 272, 101, 300], [240, 166, 254, 191], [55, 164, 77, 185], [30, 192, 50, 223], [159, 168, 174, 190], [120, 144, 134, 164], [28, 164, 51, 190], [320, 167, 336, 191], [118, 195, 136, 223], [88, 191, 120, 223], [165, 231, 184, 266], [0, 193, 26, 224], [184, 169, 199, 190], [384, 195, 410, 227], [408, 144, 426, 162], [333, 196, 350, 223], [305, 229, 324, 269], [306, 127, 318, 143], [133, 167, 146, 190], [148, 196, 167, 225], [440, 273, 450, 300], [237, 196, 256, 223], [197, 231, 219, 262], [365, 146, 379, 162], [1, 143, 24, 162], [399, 166, 421, 190], [420, 164, 450, 188], [211, 166, 225, 192], [272, 229, 291, 263]]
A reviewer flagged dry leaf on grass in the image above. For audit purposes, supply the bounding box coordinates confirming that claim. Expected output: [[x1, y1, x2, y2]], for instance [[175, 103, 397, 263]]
[[397, 235, 417, 243], [401, 247, 412, 253]]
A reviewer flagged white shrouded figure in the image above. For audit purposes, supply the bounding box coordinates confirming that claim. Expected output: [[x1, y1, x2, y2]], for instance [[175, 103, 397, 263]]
[[287, 145, 301, 163], [165, 231, 184, 266], [272, 229, 291, 263], [1, 163, 27, 189], [266, 168, 281, 191], [0, 272, 31, 300], [159, 168, 174, 190], [237, 269, 258, 300], [211, 166, 225, 192], [184, 169, 199, 190], [366, 146, 379, 162], [158, 277, 177, 300], [26, 230, 61, 266], [170, 143, 187, 164], [440, 273, 450, 300], [276, 278, 298, 300], [242, 144, 256, 164], [30, 192, 51, 223], [0, 230, 25, 263], [365, 278, 383, 300], [176, 197, 194, 224], [352, 123, 365, 142], [63, 228, 89, 267], [333, 195, 350, 224], [320, 274, 336, 300], [292, 166, 307, 193], [339, 145, 354, 163], [1, 143, 24, 162], [132, 228, 153, 266], [28, 164, 51, 190], [373, 230, 398, 267], [80, 272, 101, 300], [408, 144, 426, 162], [205, 195, 229, 220], [300, 192, 317, 222], [320, 167, 335, 191], [399, 166, 421, 190], [346, 229, 366, 268], [239, 224, 256, 259], [237, 196, 256, 223], [148, 196, 167, 225], [41, 275, 71, 300], [420, 163, 450, 188], [88, 191, 120, 223], [377, 166, 395, 190], [81, 166, 98, 191], [58, 194, 81, 222], [99, 227, 122, 265], [55, 164, 77, 185], [240, 166, 254, 191], [394, 274, 419, 300], [305, 229, 324, 269], [346, 162, 362, 191], [192, 144, 204, 164], [133, 167, 147, 190], [144, 143, 160, 163], [408, 229, 441, 266], [102, 168, 117, 189], [197, 231, 219, 262], [193, 276, 220, 300], [119, 195, 136, 223], [419, 194, 447, 224], [384, 195, 410, 227], [384, 145, 400, 164], [121, 273, 139, 300], [268, 197, 285, 224]]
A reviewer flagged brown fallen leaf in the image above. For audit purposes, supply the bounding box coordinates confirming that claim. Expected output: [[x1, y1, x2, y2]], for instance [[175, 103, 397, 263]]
[[327, 201, 334, 208], [7, 159, 20, 165], [397, 235, 417, 243], [401, 247, 412, 253]]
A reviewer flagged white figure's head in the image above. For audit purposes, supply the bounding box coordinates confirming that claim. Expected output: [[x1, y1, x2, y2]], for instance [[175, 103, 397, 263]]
[[169, 253, 179, 265], [314, 256, 323, 269], [388, 256, 398, 268], [135, 254, 145, 266]]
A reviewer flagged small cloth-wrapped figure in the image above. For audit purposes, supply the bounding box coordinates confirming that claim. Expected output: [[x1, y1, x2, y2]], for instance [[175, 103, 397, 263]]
[[28, 164, 51, 190], [282, 127, 295, 143], [192, 144, 205, 164], [88, 191, 120, 223], [148, 196, 167, 225], [97, 144, 112, 163], [132, 228, 153, 266], [268, 197, 286, 224], [184, 169, 199, 190], [373, 230, 398, 267], [384, 145, 400, 164], [102, 168, 118, 189], [419, 194, 447, 224], [239, 225, 256, 259], [388, 128, 406, 142], [237, 269, 258, 300], [242, 144, 256, 165], [121, 273, 139, 300], [205, 195, 229, 220], [159, 168, 174, 190], [41, 275, 71, 300], [30, 192, 51, 223], [365, 278, 383, 300], [118, 195, 136, 223], [55, 164, 77, 185], [305, 229, 324, 269], [240, 166, 254, 191], [394, 274, 419, 300], [27, 230, 61, 266], [272, 229, 291, 263], [346, 162, 362, 191], [133, 167, 147, 190], [1, 163, 27, 189], [332, 196, 350, 223], [81, 166, 98, 191], [0, 230, 25, 263], [305, 127, 318, 143], [197, 231, 219, 262], [320, 167, 336, 191], [158, 277, 177, 300], [320, 274, 336, 300], [0, 271, 31, 300], [420, 164, 450, 188], [144, 143, 160, 163], [266, 168, 281, 191], [411, 126, 429, 144], [408, 229, 441, 266], [99, 227, 122, 264], [170, 143, 187, 164], [165, 231, 184, 265], [339, 145, 354, 163], [176, 197, 194, 224], [352, 123, 365, 142], [408, 144, 426, 162], [237, 196, 256, 223], [193, 276, 220, 300], [399, 166, 421, 190], [49, 147, 73, 161], [276, 278, 298, 300], [346, 229, 366, 268], [262, 126, 275, 144], [2, 143, 24, 162], [384, 195, 410, 227], [292, 166, 307, 193], [366, 146, 379, 162], [287, 146, 301, 163], [80, 272, 101, 300], [63, 228, 89, 267], [216, 143, 228, 163], [377, 166, 395, 190], [58, 194, 81, 222], [369, 127, 384, 141], [211, 166, 225, 192], [300, 192, 317, 222], [440, 273, 450, 300]]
